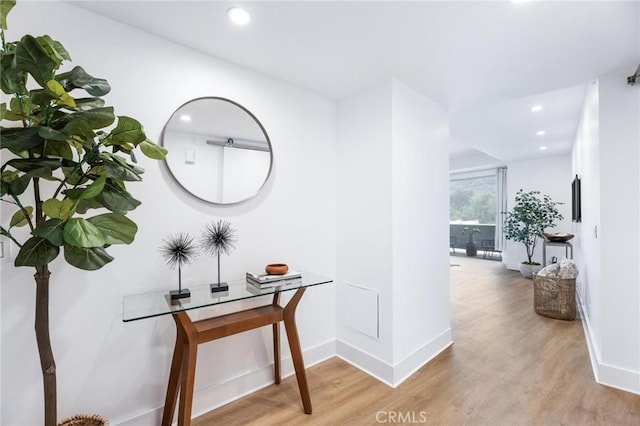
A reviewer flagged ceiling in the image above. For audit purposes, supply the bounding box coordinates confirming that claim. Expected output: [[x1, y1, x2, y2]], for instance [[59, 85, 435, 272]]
[[69, 0, 640, 166]]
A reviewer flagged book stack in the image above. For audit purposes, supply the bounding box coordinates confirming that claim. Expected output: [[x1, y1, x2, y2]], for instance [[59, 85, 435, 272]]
[[246, 270, 303, 289]]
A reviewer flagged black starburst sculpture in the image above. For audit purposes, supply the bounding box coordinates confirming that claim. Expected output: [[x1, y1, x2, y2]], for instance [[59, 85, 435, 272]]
[[160, 233, 198, 299], [200, 220, 237, 293]]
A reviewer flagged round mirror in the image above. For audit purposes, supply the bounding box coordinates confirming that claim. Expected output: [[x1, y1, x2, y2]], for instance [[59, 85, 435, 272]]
[[161, 97, 273, 205]]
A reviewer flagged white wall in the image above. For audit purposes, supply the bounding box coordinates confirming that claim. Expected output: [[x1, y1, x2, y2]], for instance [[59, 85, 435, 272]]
[[572, 81, 602, 355], [390, 79, 451, 383], [503, 156, 573, 269], [598, 70, 639, 382], [336, 78, 451, 386], [449, 150, 504, 173], [1, 3, 336, 424], [573, 67, 640, 394], [336, 80, 394, 370]]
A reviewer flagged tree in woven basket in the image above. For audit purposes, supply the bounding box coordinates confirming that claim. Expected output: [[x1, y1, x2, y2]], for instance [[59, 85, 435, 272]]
[[0, 1, 166, 424], [503, 189, 563, 265]]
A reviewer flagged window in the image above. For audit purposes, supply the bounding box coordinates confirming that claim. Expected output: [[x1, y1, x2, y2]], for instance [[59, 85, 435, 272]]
[[450, 175, 497, 225]]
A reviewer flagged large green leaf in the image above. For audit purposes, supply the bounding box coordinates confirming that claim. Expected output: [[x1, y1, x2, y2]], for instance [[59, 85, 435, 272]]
[[1, 170, 18, 183], [98, 153, 143, 181], [38, 126, 70, 142], [9, 206, 33, 228], [87, 213, 137, 245], [6, 167, 53, 196], [103, 116, 146, 147], [10, 95, 31, 113], [74, 197, 103, 214], [15, 35, 58, 87], [0, 0, 16, 30], [36, 35, 71, 66], [63, 245, 113, 270], [3, 158, 63, 173], [74, 97, 105, 112], [46, 79, 76, 108], [94, 163, 141, 182], [29, 88, 55, 109], [6, 173, 30, 196], [57, 106, 115, 130], [56, 66, 110, 97], [14, 236, 60, 267], [1, 51, 27, 95], [43, 198, 75, 220], [139, 139, 167, 160], [63, 218, 106, 248], [97, 182, 141, 213], [43, 140, 74, 161], [62, 120, 96, 147], [79, 175, 106, 199], [0, 127, 44, 151], [33, 218, 65, 246]]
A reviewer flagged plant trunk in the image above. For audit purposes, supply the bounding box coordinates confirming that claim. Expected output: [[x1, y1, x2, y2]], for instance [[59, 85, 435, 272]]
[[34, 265, 56, 426]]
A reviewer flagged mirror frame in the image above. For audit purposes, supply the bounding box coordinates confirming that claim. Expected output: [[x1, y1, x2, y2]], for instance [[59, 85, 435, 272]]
[[160, 97, 273, 205]]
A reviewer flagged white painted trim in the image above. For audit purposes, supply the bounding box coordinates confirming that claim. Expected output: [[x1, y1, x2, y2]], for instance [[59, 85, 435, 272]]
[[577, 292, 600, 383], [336, 340, 395, 387], [577, 295, 640, 395], [598, 362, 640, 395], [449, 168, 497, 181], [116, 339, 336, 425], [336, 328, 453, 388], [392, 328, 452, 386]]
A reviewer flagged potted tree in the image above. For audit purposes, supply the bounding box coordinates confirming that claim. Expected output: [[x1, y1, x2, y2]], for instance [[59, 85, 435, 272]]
[[462, 226, 481, 256], [0, 2, 167, 424], [503, 189, 563, 278]]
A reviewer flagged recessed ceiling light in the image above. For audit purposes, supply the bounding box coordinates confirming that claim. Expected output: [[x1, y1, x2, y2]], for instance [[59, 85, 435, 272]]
[[536, 130, 546, 136], [227, 7, 251, 25], [531, 105, 543, 112], [539, 146, 547, 151], [180, 114, 191, 122]]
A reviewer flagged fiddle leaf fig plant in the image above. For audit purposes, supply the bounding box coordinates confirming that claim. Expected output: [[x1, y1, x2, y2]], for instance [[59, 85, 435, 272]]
[[0, 1, 167, 424], [503, 189, 563, 265]]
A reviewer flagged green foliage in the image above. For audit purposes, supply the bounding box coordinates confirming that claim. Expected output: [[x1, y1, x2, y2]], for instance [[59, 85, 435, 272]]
[[450, 176, 496, 224], [503, 189, 563, 264], [0, 1, 16, 31], [0, 7, 167, 270]]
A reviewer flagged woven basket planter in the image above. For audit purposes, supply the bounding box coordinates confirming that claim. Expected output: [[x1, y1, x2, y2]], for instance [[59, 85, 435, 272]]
[[57, 414, 109, 426], [533, 274, 576, 320]]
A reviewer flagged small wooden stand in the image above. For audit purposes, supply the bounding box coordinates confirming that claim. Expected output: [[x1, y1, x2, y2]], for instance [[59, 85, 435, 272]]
[[161, 288, 311, 426]]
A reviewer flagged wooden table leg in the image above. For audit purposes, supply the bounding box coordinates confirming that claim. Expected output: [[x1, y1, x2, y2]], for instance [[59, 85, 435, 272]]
[[283, 288, 312, 414], [161, 312, 198, 426], [161, 324, 185, 426], [177, 339, 198, 426], [273, 293, 281, 384]]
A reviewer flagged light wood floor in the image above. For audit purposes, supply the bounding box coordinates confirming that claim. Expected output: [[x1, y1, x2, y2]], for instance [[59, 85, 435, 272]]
[[194, 255, 640, 425]]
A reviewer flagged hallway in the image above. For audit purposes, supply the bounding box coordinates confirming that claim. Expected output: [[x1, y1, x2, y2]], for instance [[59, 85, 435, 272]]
[[194, 256, 640, 425]]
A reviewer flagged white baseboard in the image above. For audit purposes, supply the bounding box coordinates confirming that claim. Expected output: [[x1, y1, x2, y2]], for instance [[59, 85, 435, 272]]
[[336, 328, 453, 388], [335, 340, 395, 387], [116, 339, 336, 425], [577, 295, 640, 395]]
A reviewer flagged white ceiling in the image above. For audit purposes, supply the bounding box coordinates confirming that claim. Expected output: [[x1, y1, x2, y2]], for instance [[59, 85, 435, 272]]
[[69, 0, 640, 165]]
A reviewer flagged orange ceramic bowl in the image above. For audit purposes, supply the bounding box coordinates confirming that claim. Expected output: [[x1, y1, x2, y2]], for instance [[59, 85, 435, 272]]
[[266, 263, 289, 275]]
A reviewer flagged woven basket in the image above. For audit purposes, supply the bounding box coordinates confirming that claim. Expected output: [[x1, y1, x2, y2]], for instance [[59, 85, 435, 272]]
[[533, 274, 576, 320], [57, 414, 109, 426]]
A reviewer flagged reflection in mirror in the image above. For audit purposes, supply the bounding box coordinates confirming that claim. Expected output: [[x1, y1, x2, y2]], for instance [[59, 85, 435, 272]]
[[162, 97, 272, 204]]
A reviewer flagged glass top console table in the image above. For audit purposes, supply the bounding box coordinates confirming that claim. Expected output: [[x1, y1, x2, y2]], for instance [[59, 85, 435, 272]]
[[123, 272, 333, 426]]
